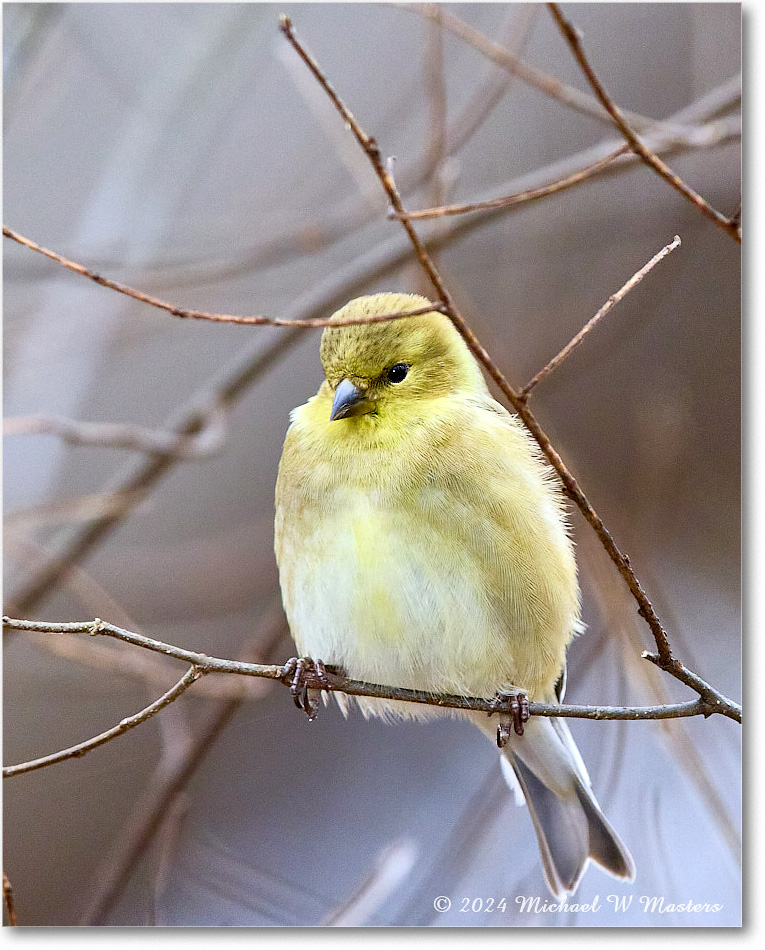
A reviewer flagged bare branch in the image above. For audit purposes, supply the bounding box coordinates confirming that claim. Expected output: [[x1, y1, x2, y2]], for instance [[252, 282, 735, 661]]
[[547, 3, 741, 243], [3, 665, 203, 777], [4, 403, 227, 459], [2, 617, 743, 726], [396, 144, 629, 220], [520, 234, 682, 398], [1, 229, 443, 328]]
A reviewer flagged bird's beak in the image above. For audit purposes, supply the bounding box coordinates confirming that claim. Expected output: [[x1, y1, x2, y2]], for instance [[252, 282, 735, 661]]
[[330, 378, 375, 421]]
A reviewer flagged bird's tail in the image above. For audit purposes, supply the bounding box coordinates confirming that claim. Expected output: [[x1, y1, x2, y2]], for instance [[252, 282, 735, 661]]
[[471, 712, 635, 898]]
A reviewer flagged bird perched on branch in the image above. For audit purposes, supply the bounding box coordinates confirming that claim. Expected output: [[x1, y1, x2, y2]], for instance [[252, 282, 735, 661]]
[[274, 292, 634, 898]]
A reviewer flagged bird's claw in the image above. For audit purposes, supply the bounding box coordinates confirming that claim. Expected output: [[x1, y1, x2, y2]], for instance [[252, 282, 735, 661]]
[[491, 689, 530, 745], [282, 656, 330, 721]]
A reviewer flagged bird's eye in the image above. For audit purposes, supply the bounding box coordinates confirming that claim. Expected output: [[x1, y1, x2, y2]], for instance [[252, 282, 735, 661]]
[[387, 363, 409, 383]]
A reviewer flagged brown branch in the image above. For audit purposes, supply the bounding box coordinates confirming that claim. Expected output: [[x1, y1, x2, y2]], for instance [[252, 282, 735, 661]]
[[396, 144, 629, 220], [1, 226, 441, 329], [1, 617, 743, 728], [520, 234, 682, 398], [3, 664, 203, 778], [3, 871, 18, 926], [547, 3, 741, 243], [277, 15, 734, 703]]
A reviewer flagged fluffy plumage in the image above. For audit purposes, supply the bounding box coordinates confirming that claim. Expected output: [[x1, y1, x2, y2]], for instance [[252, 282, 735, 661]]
[[274, 292, 634, 896]]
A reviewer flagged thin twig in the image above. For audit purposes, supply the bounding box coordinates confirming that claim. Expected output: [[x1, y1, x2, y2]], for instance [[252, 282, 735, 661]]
[[3, 665, 203, 777], [520, 234, 682, 398], [396, 144, 629, 220], [547, 3, 741, 243], [1, 227, 440, 329], [1, 617, 743, 726]]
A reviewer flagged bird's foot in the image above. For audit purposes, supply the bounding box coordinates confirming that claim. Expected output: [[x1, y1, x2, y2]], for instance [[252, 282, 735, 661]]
[[490, 689, 530, 745], [281, 656, 331, 721]]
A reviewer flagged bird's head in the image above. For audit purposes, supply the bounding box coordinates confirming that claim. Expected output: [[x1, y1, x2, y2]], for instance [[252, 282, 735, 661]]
[[319, 293, 486, 424]]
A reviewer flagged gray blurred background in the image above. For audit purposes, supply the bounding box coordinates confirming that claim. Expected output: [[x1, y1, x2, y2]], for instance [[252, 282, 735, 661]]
[[3, 2, 741, 927]]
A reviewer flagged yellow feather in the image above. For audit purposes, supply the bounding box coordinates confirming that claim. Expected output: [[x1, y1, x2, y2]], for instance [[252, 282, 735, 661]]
[[274, 293, 580, 705]]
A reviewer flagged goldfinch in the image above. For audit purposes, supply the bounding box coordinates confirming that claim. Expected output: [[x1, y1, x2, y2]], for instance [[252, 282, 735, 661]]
[[275, 292, 634, 897]]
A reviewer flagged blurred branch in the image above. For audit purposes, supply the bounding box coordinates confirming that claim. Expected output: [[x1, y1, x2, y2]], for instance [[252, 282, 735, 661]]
[[3, 871, 18, 926], [4, 402, 227, 459], [398, 2, 698, 136], [277, 15, 740, 719], [421, 5, 448, 200], [519, 234, 682, 398], [4, 490, 149, 530], [5, 530, 280, 701], [79, 609, 288, 925], [548, 3, 741, 243], [322, 839, 417, 926], [2, 664, 202, 778], [1, 618, 743, 742]]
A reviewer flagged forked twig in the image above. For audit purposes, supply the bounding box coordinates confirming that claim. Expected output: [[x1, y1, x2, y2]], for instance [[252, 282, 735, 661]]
[[3, 664, 202, 777], [547, 3, 741, 243]]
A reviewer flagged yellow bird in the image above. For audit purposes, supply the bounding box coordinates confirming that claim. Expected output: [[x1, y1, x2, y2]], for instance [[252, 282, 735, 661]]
[[275, 292, 634, 897]]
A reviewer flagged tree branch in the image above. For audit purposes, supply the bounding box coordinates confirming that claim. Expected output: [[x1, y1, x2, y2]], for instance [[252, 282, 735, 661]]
[[547, 3, 741, 243], [395, 144, 630, 220], [1, 617, 743, 768], [2, 664, 203, 778], [520, 234, 682, 398], [2, 228, 443, 329]]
